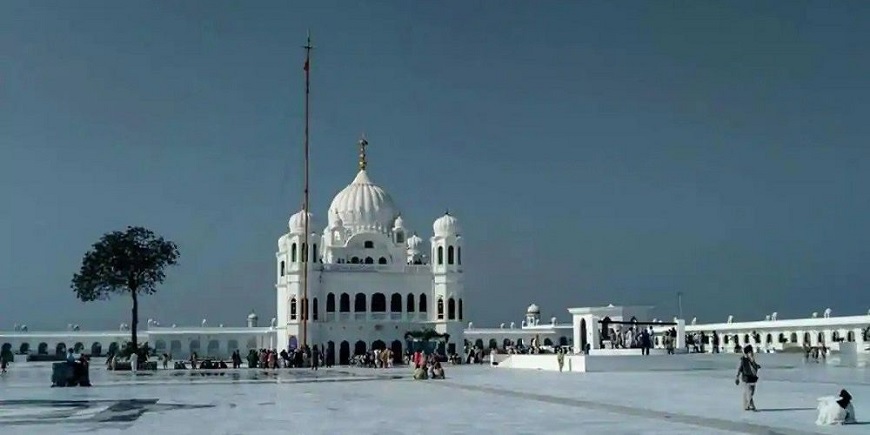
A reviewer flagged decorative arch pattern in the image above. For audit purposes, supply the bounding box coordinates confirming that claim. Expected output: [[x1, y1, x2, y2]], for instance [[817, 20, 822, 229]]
[[354, 293, 367, 312], [371, 293, 386, 312], [326, 293, 336, 312]]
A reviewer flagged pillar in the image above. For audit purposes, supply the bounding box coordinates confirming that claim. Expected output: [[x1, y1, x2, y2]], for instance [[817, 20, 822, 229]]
[[675, 319, 686, 352], [585, 315, 600, 352]]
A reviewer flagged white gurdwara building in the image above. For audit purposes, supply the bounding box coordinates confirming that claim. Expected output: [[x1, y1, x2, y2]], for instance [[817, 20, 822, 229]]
[[275, 142, 465, 364]]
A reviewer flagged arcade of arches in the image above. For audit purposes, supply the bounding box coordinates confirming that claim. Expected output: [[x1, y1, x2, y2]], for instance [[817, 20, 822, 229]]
[[290, 292, 464, 321]]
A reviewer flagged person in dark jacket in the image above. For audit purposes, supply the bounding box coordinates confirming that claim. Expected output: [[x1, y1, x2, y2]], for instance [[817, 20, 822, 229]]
[[736, 345, 761, 411]]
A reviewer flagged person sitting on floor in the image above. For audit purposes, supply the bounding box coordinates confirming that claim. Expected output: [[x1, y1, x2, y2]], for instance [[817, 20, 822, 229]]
[[816, 389, 856, 425], [431, 362, 445, 379], [413, 364, 427, 380]]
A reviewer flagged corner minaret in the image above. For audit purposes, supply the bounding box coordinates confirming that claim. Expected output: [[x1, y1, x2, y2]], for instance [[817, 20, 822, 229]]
[[431, 211, 464, 337]]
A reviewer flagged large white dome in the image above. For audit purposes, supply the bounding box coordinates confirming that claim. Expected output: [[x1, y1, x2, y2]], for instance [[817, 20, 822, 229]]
[[328, 170, 399, 231]]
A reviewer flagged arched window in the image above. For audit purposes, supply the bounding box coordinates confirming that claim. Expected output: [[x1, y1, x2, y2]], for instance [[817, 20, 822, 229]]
[[437, 247, 444, 265], [291, 243, 297, 263], [390, 293, 402, 312], [301, 243, 308, 263], [396, 231, 404, 244], [458, 247, 462, 265], [364, 257, 374, 264], [419, 294, 427, 312], [447, 246, 454, 265], [339, 293, 350, 312], [364, 241, 374, 249], [437, 298, 444, 319], [290, 297, 297, 320], [354, 293, 367, 312], [458, 299, 463, 320], [406, 294, 415, 312], [371, 293, 386, 312], [326, 293, 336, 312], [378, 257, 387, 264], [448, 298, 456, 320], [279, 261, 285, 276], [313, 298, 319, 321], [313, 243, 318, 262], [351, 257, 360, 264]]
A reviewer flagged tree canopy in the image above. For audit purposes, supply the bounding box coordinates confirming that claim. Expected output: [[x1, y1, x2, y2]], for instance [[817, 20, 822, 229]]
[[72, 226, 179, 301], [71, 226, 179, 357]]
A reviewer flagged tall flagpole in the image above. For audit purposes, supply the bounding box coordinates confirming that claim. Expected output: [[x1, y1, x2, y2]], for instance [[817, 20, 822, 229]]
[[301, 31, 313, 349]]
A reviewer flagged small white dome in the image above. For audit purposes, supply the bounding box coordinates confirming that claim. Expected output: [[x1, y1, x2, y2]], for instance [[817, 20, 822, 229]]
[[526, 303, 540, 314], [406, 233, 424, 252], [328, 210, 344, 229], [247, 311, 258, 319], [393, 214, 405, 229], [433, 212, 460, 237], [288, 210, 314, 234], [328, 170, 399, 231]]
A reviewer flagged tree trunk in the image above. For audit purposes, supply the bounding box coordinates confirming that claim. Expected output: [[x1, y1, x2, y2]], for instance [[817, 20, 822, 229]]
[[131, 290, 139, 352]]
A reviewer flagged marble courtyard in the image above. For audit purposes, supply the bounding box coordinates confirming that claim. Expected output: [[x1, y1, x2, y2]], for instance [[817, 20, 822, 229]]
[[1, 355, 868, 435]]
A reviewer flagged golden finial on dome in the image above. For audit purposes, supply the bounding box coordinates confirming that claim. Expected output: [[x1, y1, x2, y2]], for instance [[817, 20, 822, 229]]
[[358, 134, 368, 171]]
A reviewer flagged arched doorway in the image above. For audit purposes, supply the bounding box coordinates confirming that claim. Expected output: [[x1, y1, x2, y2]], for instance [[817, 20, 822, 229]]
[[170, 340, 182, 355], [37, 342, 48, 355], [488, 339, 498, 349], [107, 342, 119, 355], [803, 332, 811, 345], [91, 342, 102, 356], [339, 341, 350, 365], [288, 336, 298, 350], [207, 340, 220, 357], [190, 340, 201, 356], [55, 343, 67, 356], [1, 343, 11, 355], [73, 342, 84, 353], [372, 340, 386, 351], [327, 341, 335, 366], [354, 340, 366, 356], [765, 334, 772, 344], [544, 338, 553, 346], [790, 332, 798, 343], [19, 343, 30, 354], [391, 340, 403, 363], [474, 339, 484, 349], [580, 318, 587, 351]]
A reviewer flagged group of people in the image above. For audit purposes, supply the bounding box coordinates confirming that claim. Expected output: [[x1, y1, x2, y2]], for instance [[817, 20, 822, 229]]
[[411, 351, 445, 380], [735, 344, 857, 426]]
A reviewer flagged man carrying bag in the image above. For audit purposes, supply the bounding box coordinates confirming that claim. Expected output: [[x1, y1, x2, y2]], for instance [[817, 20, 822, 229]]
[[736, 345, 761, 411]]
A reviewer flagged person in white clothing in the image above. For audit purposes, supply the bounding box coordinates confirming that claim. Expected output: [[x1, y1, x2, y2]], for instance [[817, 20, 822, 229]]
[[816, 389, 856, 425]]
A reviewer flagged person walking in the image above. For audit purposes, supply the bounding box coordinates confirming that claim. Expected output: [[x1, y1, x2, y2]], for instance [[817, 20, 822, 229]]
[[736, 345, 761, 411], [557, 349, 565, 372]]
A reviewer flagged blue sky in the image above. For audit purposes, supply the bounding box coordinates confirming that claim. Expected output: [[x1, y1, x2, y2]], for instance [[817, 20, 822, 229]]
[[1, 1, 869, 329]]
